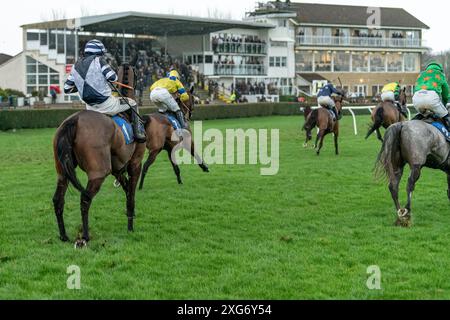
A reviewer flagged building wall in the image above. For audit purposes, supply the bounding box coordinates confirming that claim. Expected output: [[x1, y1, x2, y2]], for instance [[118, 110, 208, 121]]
[[316, 72, 419, 96], [0, 53, 26, 92]]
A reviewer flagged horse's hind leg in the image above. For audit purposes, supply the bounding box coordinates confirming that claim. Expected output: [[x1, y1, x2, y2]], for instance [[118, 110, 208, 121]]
[[446, 174, 450, 201], [167, 148, 183, 185], [126, 162, 142, 232], [316, 129, 326, 156], [376, 128, 383, 143], [53, 176, 69, 242], [190, 140, 209, 173], [77, 177, 105, 246], [138, 149, 161, 190], [397, 164, 421, 227], [389, 167, 404, 213]]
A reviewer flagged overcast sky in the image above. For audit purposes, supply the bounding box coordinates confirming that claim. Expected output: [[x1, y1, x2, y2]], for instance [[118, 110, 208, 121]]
[[0, 0, 443, 55]]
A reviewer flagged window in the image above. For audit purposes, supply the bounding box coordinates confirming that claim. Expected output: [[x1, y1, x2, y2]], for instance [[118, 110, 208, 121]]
[[352, 52, 369, 72], [38, 63, 48, 73], [316, 28, 332, 44], [66, 32, 76, 64], [370, 53, 385, 72], [197, 55, 203, 63], [40, 31, 48, 46], [26, 31, 39, 41], [57, 30, 65, 54], [278, 19, 287, 27], [270, 56, 287, 67], [296, 51, 313, 72], [404, 53, 419, 72], [26, 55, 60, 97], [205, 55, 213, 64], [314, 51, 332, 72], [333, 52, 350, 72], [49, 29, 56, 50], [271, 41, 287, 47], [387, 53, 403, 72], [27, 75, 37, 85]]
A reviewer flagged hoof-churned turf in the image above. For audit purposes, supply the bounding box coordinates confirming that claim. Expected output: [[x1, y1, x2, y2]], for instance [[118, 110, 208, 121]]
[[1, 115, 450, 299]]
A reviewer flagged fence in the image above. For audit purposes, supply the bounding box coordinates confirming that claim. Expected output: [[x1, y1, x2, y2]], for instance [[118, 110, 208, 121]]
[[308, 104, 413, 135]]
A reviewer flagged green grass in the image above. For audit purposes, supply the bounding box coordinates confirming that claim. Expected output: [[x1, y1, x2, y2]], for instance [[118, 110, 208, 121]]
[[1, 115, 450, 300]]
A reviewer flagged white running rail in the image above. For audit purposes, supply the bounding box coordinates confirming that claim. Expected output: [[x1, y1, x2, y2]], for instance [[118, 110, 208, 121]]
[[306, 104, 413, 135]]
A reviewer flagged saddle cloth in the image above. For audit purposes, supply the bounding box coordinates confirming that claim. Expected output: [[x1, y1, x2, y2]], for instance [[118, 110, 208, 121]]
[[166, 113, 182, 130], [112, 115, 134, 145], [431, 122, 450, 143]]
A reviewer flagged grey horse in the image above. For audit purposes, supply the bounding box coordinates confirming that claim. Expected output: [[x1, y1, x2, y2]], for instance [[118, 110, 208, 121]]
[[376, 120, 450, 227]]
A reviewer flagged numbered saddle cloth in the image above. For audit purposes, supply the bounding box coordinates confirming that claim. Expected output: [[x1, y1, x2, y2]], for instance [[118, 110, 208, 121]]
[[431, 122, 450, 143], [112, 115, 134, 145], [166, 113, 182, 131]]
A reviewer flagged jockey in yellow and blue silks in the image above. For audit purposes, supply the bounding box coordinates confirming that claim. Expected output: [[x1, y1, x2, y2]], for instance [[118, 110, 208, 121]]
[[381, 82, 408, 117], [150, 70, 189, 129]]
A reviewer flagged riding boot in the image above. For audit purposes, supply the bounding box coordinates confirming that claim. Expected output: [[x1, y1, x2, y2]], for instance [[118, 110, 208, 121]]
[[130, 106, 146, 143], [412, 113, 425, 121], [331, 107, 340, 120], [175, 110, 187, 130]]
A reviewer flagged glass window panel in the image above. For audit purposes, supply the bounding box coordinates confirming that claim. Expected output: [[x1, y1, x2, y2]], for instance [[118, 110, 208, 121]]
[[352, 52, 369, 72], [27, 86, 37, 95], [40, 31, 48, 46], [39, 86, 48, 96], [66, 33, 75, 64], [27, 75, 37, 85], [333, 52, 350, 72], [57, 30, 65, 54], [27, 31, 39, 41], [50, 74, 60, 84], [26, 64, 37, 73], [314, 51, 332, 72], [404, 53, 419, 72], [26, 56, 36, 64], [49, 29, 56, 50], [370, 53, 386, 72], [387, 53, 403, 72], [39, 75, 48, 85], [38, 64, 48, 73], [296, 52, 313, 72]]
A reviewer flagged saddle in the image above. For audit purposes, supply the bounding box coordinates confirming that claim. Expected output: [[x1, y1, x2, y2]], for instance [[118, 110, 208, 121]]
[[414, 115, 450, 143], [112, 112, 135, 145]]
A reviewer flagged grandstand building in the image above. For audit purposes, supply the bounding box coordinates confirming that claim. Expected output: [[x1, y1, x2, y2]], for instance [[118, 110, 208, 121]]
[[0, 1, 429, 103]]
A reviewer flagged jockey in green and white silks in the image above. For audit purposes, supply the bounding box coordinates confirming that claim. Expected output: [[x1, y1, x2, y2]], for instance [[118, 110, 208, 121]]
[[64, 39, 146, 142], [413, 61, 450, 131]]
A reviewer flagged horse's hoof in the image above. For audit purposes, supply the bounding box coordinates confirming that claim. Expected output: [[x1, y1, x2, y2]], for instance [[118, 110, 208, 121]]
[[394, 218, 412, 228], [178, 181, 183, 185], [60, 235, 70, 242], [303, 143, 308, 148], [74, 239, 88, 249], [203, 166, 210, 173]]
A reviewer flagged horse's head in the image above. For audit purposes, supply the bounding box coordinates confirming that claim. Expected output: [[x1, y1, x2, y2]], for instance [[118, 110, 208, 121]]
[[177, 85, 197, 122], [399, 87, 407, 106], [332, 87, 347, 111]]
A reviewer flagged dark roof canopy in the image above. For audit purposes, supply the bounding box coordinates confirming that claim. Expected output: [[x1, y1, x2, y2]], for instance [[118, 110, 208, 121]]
[[298, 73, 328, 83], [253, 2, 429, 29], [22, 12, 273, 36], [0, 53, 12, 66]]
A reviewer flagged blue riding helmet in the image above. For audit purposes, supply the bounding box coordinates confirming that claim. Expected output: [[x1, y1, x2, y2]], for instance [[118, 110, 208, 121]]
[[84, 39, 107, 56]]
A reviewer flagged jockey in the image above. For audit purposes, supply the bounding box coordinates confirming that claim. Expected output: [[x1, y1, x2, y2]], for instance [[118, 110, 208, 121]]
[[317, 83, 342, 120], [64, 39, 146, 143], [150, 70, 189, 130], [413, 61, 450, 130], [381, 82, 408, 117]]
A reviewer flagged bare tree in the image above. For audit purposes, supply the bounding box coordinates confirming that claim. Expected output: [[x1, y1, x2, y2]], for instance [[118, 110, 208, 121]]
[[205, 7, 233, 20], [40, 9, 67, 21]]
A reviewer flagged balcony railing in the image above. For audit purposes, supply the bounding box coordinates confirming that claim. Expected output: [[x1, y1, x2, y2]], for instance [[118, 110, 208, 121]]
[[296, 36, 422, 48], [214, 64, 266, 76], [212, 42, 267, 55]]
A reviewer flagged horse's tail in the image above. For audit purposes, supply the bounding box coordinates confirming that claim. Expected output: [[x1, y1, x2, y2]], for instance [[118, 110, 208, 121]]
[[303, 109, 318, 131], [375, 122, 403, 180], [53, 116, 86, 194], [366, 107, 384, 140]]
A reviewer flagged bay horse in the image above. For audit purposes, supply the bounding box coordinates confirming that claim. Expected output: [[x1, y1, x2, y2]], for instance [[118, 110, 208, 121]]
[[366, 87, 408, 142], [376, 120, 450, 227], [302, 89, 345, 156], [52, 64, 146, 247], [138, 87, 209, 189]]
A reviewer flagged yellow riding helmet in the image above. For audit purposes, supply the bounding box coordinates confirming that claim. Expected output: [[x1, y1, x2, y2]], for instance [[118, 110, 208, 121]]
[[168, 70, 180, 80]]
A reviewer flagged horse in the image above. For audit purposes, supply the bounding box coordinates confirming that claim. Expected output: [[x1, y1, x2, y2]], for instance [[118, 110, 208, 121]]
[[138, 87, 209, 189], [52, 64, 146, 247], [366, 87, 408, 142], [375, 120, 450, 227], [302, 89, 345, 156]]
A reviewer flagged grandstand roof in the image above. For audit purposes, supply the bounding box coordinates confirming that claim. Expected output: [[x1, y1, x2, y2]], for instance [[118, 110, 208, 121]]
[[251, 2, 429, 30], [21, 11, 274, 36], [0, 53, 12, 66]]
